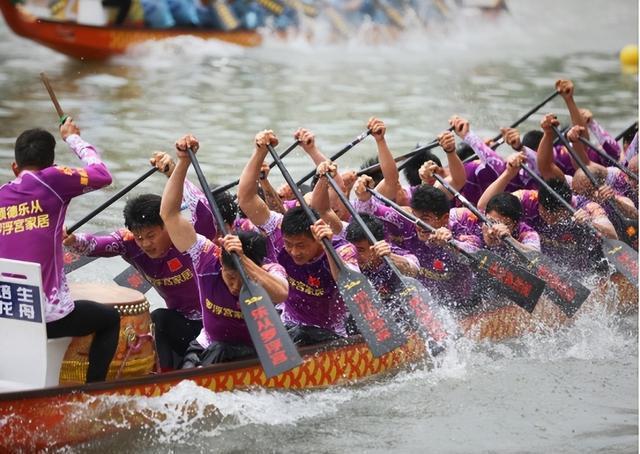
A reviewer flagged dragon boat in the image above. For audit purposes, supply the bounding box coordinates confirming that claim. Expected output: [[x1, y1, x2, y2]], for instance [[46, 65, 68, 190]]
[[0, 0, 261, 60], [0, 272, 635, 451]]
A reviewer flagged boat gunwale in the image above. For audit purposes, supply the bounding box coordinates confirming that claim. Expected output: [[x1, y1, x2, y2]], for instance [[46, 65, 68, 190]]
[[0, 334, 380, 402]]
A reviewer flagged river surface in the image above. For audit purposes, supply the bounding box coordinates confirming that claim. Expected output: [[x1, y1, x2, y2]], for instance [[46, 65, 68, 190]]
[[0, 0, 638, 452]]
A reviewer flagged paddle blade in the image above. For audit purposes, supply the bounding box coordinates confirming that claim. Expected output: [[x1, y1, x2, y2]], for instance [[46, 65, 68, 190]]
[[113, 266, 152, 293], [602, 238, 639, 289], [337, 267, 407, 357], [396, 275, 448, 344], [471, 249, 545, 313], [239, 280, 302, 378], [521, 251, 592, 318], [63, 251, 99, 273]]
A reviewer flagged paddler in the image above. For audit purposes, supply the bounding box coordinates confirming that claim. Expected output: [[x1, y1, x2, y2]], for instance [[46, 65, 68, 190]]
[[238, 130, 360, 345], [160, 134, 289, 367]]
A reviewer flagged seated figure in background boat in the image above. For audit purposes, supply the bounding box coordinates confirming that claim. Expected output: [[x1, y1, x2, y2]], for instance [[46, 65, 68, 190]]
[[0, 118, 119, 383], [160, 135, 289, 367], [238, 130, 360, 345], [63, 149, 239, 371]]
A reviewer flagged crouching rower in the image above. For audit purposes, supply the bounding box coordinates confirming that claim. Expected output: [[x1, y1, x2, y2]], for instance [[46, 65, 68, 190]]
[[160, 135, 289, 367], [0, 118, 118, 383], [238, 130, 360, 345]]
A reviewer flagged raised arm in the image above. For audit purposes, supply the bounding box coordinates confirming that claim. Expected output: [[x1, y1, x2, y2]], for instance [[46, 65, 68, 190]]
[[368, 117, 401, 199], [159, 135, 199, 253], [310, 161, 344, 235], [439, 130, 466, 192], [537, 114, 566, 180], [556, 79, 589, 140], [565, 125, 592, 170], [450, 115, 506, 175], [478, 152, 525, 212], [237, 130, 279, 227], [259, 161, 286, 214], [294, 128, 346, 191]]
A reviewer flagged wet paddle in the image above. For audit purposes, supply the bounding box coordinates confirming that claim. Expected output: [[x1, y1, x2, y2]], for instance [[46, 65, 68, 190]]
[[520, 165, 639, 288], [295, 130, 371, 187], [490, 90, 561, 148], [553, 125, 638, 247], [433, 174, 591, 317], [324, 174, 448, 351], [40, 72, 68, 125], [67, 166, 158, 234], [615, 121, 638, 142], [267, 144, 407, 357], [212, 140, 300, 196], [367, 188, 546, 313], [114, 265, 152, 293], [187, 147, 303, 378], [576, 136, 638, 182]]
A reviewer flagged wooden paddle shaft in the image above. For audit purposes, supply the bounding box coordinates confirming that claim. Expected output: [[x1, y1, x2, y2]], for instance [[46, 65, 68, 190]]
[[40, 72, 65, 119]]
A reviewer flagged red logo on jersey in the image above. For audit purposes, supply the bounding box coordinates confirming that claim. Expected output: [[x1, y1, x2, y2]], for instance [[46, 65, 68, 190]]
[[307, 276, 321, 287], [167, 258, 183, 272], [433, 259, 445, 271]]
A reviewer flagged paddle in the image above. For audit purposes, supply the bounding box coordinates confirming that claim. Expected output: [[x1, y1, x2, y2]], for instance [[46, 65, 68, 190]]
[[324, 173, 448, 351], [576, 136, 638, 182], [67, 166, 158, 234], [358, 144, 438, 177], [40, 72, 68, 126], [373, 0, 405, 29], [552, 125, 638, 247], [432, 174, 591, 317], [114, 265, 152, 293], [267, 144, 407, 357], [519, 165, 638, 288], [366, 188, 546, 313], [186, 147, 302, 378], [211, 140, 300, 196], [295, 130, 371, 187], [615, 121, 638, 142]]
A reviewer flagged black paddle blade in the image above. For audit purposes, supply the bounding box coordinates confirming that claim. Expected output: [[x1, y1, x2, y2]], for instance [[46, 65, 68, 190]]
[[521, 251, 592, 318], [63, 251, 99, 273], [471, 249, 545, 313], [239, 280, 302, 378], [603, 238, 639, 289], [114, 266, 152, 293], [337, 267, 407, 357], [616, 216, 638, 250], [396, 275, 448, 344]]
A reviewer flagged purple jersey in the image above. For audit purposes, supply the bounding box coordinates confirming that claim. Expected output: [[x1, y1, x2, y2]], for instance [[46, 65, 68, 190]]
[[259, 211, 359, 336], [355, 199, 479, 306], [71, 228, 202, 319], [187, 234, 287, 347], [553, 144, 575, 176], [0, 135, 112, 322], [623, 133, 637, 166], [587, 120, 622, 165], [361, 245, 419, 299], [606, 167, 637, 207], [515, 189, 604, 271]]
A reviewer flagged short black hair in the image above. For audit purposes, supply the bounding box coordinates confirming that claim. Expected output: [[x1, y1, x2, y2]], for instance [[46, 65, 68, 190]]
[[456, 143, 475, 162], [522, 130, 543, 151], [403, 149, 442, 187], [221, 231, 267, 269], [359, 156, 383, 185], [345, 212, 384, 243], [123, 194, 163, 231], [281, 206, 317, 237], [210, 188, 238, 226], [410, 185, 449, 216], [538, 178, 572, 212], [14, 128, 56, 169], [486, 193, 522, 223]]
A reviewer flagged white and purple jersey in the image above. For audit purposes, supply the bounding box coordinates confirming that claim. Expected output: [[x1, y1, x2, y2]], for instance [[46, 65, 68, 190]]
[[0, 134, 112, 322]]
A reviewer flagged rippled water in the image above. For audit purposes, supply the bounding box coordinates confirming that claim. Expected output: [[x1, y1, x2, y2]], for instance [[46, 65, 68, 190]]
[[0, 0, 638, 452]]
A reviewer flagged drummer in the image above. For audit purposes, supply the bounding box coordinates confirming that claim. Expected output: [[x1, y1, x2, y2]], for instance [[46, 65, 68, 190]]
[[160, 134, 289, 367], [0, 118, 119, 383], [63, 148, 237, 371]]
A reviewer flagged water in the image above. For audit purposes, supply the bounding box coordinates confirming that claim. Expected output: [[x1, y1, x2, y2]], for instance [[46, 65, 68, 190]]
[[0, 0, 638, 452]]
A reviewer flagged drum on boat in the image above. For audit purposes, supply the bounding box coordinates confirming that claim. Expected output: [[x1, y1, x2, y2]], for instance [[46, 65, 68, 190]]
[[59, 283, 157, 384]]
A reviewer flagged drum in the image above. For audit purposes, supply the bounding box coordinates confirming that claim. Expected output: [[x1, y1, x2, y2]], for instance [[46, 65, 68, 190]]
[[59, 283, 157, 385]]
